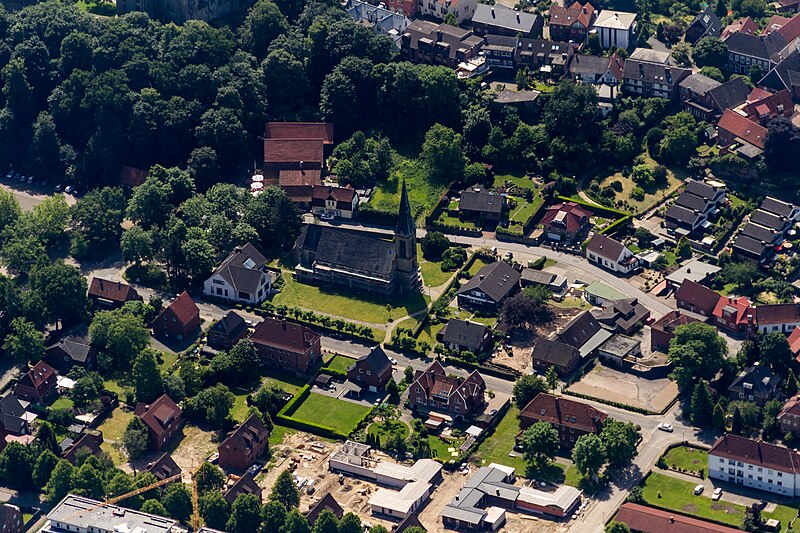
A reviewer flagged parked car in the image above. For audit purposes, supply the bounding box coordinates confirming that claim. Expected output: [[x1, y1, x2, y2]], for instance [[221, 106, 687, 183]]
[[388, 356, 398, 365], [693, 484, 704, 495], [712, 488, 723, 501], [54, 184, 63, 192], [657, 423, 673, 432], [320, 213, 334, 221], [64, 185, 74, 194]]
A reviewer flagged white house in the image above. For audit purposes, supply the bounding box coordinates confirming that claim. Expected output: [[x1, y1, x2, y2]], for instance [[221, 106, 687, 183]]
[[756, 303, 800, 335], [593, 10, 637, 50], [417, 0, 477, 25], [709, 434, 800, 497], [585, 233, 638, 274], [203, 243, 276, 305]]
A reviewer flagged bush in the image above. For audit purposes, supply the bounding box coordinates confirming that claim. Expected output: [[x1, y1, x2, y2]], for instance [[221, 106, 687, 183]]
[[610, 180, 623, 192], [631, 187, 645, 201], [441, 247, 467, 271]]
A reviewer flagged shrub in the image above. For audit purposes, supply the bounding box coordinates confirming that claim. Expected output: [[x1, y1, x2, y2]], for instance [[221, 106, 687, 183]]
[[631, 187, 645, 201]]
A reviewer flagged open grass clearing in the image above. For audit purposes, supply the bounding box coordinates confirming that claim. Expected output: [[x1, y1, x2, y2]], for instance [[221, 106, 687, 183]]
[[368, 420, 410, 443], [434, 211, 478, 230], [51, 397, 74, 411], [473, 406, 529, 474], [287, 393, 371, 435], [493, 173, 536, 190], [371, 156, 447, 221], [96, 408, 134, 441], [418, 243, 456, 288], [101, 442, 126, 466], [269, 424, 297, 447], [326, 354, 357, 373], [429, 435, 465, 460], [468, 258, 492, 276], [662, 445, 708, 475], [596, 153, 685, 214], [508, 196, 544, 225]]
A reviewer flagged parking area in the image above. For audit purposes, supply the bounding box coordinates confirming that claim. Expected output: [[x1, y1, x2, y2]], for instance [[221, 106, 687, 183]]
[[565, 363, 678, 413], [0, 181, 76, 211]]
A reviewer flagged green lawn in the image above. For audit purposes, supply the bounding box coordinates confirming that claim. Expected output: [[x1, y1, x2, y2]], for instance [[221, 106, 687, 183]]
[[326, 354, 357, 373], [230, 386, 253, 423], [74, 0, 115, 15], [508, 195, 544, 225], [549, 297, 592, 310], [101, 441, 126, 466], [263, 374, 306, 396], [371, 156, 447, 222], [288, 393, 371, 435], [368, 420, 410, 444], [434, 211, 478, 229], [103, 379, 125, 395], [157, 349, 179, 371], [96, 408, 134, 441], [468, 258, 492, 276], [51, 397, 74, 411], [418, 243, 455, 288], [269, 425, 297, 447], [272, 272, 429, 324], [429, 435, 464, 460], [662, 446, 708, 475], [474, 406, 529, 474], [596, 154, 684, 214], [493, 173, 535, 190]]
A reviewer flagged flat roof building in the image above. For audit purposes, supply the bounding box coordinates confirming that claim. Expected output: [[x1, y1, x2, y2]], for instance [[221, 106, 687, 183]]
[[43, 494, 178, 533]]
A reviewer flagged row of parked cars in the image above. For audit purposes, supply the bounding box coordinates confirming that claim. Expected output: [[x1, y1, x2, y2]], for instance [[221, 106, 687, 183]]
[[4, 169, 79, 196]]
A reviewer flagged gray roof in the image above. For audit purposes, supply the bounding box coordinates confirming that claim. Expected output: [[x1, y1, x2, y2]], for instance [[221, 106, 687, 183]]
[[675, 191, 711, 212], [665, 204, 703, 226], [729, 364, 779, 398], [473, 3, 539, 33], [440, 319, 491, 351], [761, 196, 797, 218], [403, 21, 484, 61], [707, 78, 751, 111], [211, 242, 271, 295], [493, 89, 541, 104], [224, 473, 261, 505], [457, 261, 521, 304], [297, 225, 396, 275], [459, 187, 505, 214], [569, 54, 613, 77], [484, 34, 574, 66], [750, 209, 788, 231], [732, 234, 771, 257], [46, 494, 177, 533], [759, 45, 800, 92], [209, 311, 248, 339], [685, 179, 724, 200], [665, 260, 721, 285], [598, 334, 640, 357], [349, 345, 393, 376], [557, 311, 608, 355], [741, 222, 780, 242], [687, 7, 722, 40], [629, 47, 671, 64], [531, 338, 580, 367], [679, 73, 721, 95], [347, 0, 409, 33], [521, 268, 557, 285], [623, 59, 691, 87], [725, 30, 787, 62]]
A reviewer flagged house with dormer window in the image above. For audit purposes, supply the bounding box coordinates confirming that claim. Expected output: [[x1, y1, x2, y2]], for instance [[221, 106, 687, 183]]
[[408, 361, 486, 420], [518, 393, 607, 448], [204, 243, 276, 305]]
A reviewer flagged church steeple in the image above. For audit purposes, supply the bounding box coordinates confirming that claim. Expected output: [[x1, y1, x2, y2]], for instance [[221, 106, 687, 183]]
[[396, 181, 415, 237]]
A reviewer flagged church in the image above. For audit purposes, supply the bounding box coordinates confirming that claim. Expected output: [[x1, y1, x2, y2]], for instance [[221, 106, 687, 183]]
[[293, 182, 421, 298]]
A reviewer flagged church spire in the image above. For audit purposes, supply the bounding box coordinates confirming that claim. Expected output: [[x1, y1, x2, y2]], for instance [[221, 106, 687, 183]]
[[396, 180, 415, 237]]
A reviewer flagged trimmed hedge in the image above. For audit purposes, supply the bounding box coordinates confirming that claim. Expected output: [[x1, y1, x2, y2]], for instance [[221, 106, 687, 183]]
[[562, 388, 657, 415], [598, 215, 633, 237], [276, 384, 349, 439], [426, 222, 482, 237], [319, 367, 347, 380], [440, 355, 519, 380]]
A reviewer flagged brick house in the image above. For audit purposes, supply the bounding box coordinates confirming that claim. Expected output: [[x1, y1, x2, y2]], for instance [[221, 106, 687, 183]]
[[779, 394, 800, 435], [675, 280, 721, 318], [518, 393, 607, 449], [400, 21, 484, 68], [650, 310, 701, 352], [437, 319, 494, 355], [218, 413, 270, 471], [14, 361, 57, 404], [249, 317, 322, 376], [152, 291, 200, 342], [45, 325, 97, 372], [548, 1, 595, 42], [345, 346, 394, 393], [717, 109, 768, 157], [207, 311, 249, 350], [146, 452, 182, 485], [88, 277, 141, 310], [224, 473, 262, 505], [134, 394, 183, 451], [742, 88, 794, 125], [310, 185, 359, 219], [713, 296, 755, 334], [679, 75, 750, 122], [756, 303, 800, 334], [540, 202, 591, 242], [0, 503, 23, 533], [531, 338, 581, 377], [408, 361, 486, 421]]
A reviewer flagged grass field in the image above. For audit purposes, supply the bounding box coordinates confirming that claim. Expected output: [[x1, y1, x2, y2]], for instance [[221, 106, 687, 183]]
[[97, 408, 134, 441], [474, 406, 528, 473], [418, 244, 455, 288], [493, 173, 535, 190], [662, 446, 708, 475], [508, 196, 544, 225], [468, 258, 492, 276], [549, 297, 592, 310], [230, 386, 254, 423], [50, 397, 74, 411], [641, 473, 750, 526], [368, 420, 410, 444], [372, 156, 447, 222], [272, 272, 429, 324], [596, 154, 685, 214], [429, 435, 464, 460], [75, 0, 115, 15], [326, 354, 357, 373], [288, 393, 371, 435], [157, 349, 179, 371], [101, 442, 126, 465], [269, 425, 297, 447]]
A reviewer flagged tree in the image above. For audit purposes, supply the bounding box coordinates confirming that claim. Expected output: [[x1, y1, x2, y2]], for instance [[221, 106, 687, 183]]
[[690, 381, 714, 427], [0, 188, 20, 232], [369, 527, 390, 533], [120, 226, 155, 265], [716, 0, 728, 17], [420, 232, 450, 261], [133, 349, 164, 403], [731, 406, 744, 435], [195, 462, 226, 495], [123, 417, 150, 460], [270, 469, 300, 508], [421, 124, 465, 183], [2, 317, 44, 362], [241, 0, 289, 60], [338, 512, 362, 533], [262, 500, 287, 533], [668, 323, 728, 390], [501, 292, 550, 328], [216, 340, 260, 384], [713, 403, 727, 431], [32, 449, 59, 489], [243, 186, 301, 252], [182, 237, 217, 280], [572, 434, 607, 480], [282, 509, 311, 533], [31, 261, 88, 329], [513, 375, 548, 409], [521, 421, 559, 468], [187, 384, 235, 428], [0, 442, 34, 489], [226, 493, 263, 533], [600, 419, 640, 469], [699, 66, 725, 82], [786, 369, 799, 397], [252, 381, 287, 417], [35, 422, 60, 455], [126, 176, 172, 228], [743, 503, 765, 532], [71, 187, 126, 250], [759, 332, 793, 374], [764, 116, 800, 172], [671, 42, 692, 66], [386, 379, 400, 403], [405, 365, 414, 384], [200, 490, 231, 530], [606, 523, 632, 533], [90, 309, 150, 370], [544, 366, 559, 391], [107, 473, 143, 510], [141, 499, 168, 517], [163, 483, 193, 522], [72, 463, 104, 499], [693, 37, 728, 69], [722, 261, 758, 289], [313, 509, 340, 533], [46, 460, 74, 504], [71, 372, 104, 409]]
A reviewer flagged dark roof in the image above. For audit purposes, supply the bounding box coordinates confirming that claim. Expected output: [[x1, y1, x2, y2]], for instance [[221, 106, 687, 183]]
[[679, 73, 721, 95], [134, 395, 182, 438], [296, 225, 397, 276], [685, 179, 724, 200], [348, 345, 392, 376], [395, 513, 427, 533], [88, 277, 140, 303], [740, 222, 780, 242], [119, 165, 148, 187], [473, 3, 539, 33], [147, 452, 181, 482], [250, 317, 321, 354], [585, 233, 627, 261], [729, 364, 779, 398], [591, 298, 650, 332], [569, 54, 613, 77], [520, 269, 558, 285], [676, 280, 721, 312], [615, 503, 744, 533], [687, 7, 722, 40], [756, 303, 800, 325], [264, 122, 334, 144], [665, 204, 703, 227], [458, 187, 505, 215], [220, 414, 270, 461], [531, 338, 580, 368], [520, 393, 607, 433], [750, 208, 788, 230], [732, 234, 771, 257], [210, 243, 270, 295], [724, 30, 787, 62], [311, 185, 357, 207], [264, 139, 323, 164], [403, 21, 484, 61], [484, 35, 574, 66], [304, 493, 344, 525], [397, 181, 415, 237], [557, 311, 604, 349], [760, 196, 797, 217], [623, 59, 691, 87], [440, 319, 491, 350], [759, 47, 800, 92], [707, 77, 751, 111], [457, 261, 521, 304], [163, 291, 199, 327], [209, 311, 248, 340], [709, 434, 800, 473], [18, 361, 56, 392], [224, 473, 261, 505], [675, 192, 711, 212]]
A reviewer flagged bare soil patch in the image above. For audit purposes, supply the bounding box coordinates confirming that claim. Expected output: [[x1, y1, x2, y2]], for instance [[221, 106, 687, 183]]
[[566, 363, 678, 413]]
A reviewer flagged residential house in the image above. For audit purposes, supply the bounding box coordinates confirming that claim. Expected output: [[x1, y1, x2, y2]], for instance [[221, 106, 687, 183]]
[[442, 465, 581, 528], [665, 259, 722, 290], [756, 303, 800, 334], [0, 394, 31, 437], [779, 394, 800, 435], [249, 317, 322, 376], [45, 495, 177, 533], [758, 42, 800, 97], [134, 395, 182, 451], [152, 291, 200, 342], [518, 393, 607, 448], [408, 361, 486, 420], [345, 345, 394, 393], [540, 202, 591, 242], [294, 182, 419, 297], [593, 10, 637, 50], [583, 281, 627, 306], [264, 122, 335, 146], [761, 196, 800, 221], [585, 233, 638, 274], [401, 23, 483, 68], [717, 109, 767, 157], [482, 35, 575, 74], [568, 53, 624, 85], [263, 140, 323, 187], [382, 0, 417, 17], [685, 6, 722, 44], [548, 1, 596, 43], [88, 277, 141, 309], [224, 473, 262, 505], [591, 298, 651, 334], [531, 338, 581, 377], [713, 295, 755, 334], [456, 261, 520, 312], [14, 361, 57, 404], [750, 208, 793, 233], [597, 334, 642, 365], [304, 493, 345, 526], [346, 0, 410, 48], [675, 279, 721, 318], [416, 0, 476, 24], [731, 222, 783, 263], [615, 503, 745, 533], [458, 186, 506, 224], [723, 30, 787, 75], [219, 413, 270, 471], [721, 17, 759, 40], [115, 0, 246, 23], [146, 452, 182, 484], [729, 364, 780, 405], [741, 88, 794, 125], [61, 428, 104, 464], [274, 168, 322, 205], [203, 243, 274, 305], [472, 3, 542, 38], [708, 434, 800, 496], [367, 459, 443, 519], [776, 0, 800, 13], [556, 310, 613, 359], [519, 269, 568, 295], [789, 327, 800, 360], [665, 179, 726, 234], [437, 319, 494, 354], [207, 311, 249, 350], [622, 53, 692, 99], [650, 310, 701, 352], [311, 185, 359, 219], [0, 503, 23, 533], [45, 325, 97, 371], [679, 73, 733, 121]]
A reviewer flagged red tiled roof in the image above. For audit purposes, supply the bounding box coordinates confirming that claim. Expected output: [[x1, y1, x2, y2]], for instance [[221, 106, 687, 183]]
[[721, 17, 758, 39], [762, 14, 791, 35], [789, 327, 800, 355], [264, 139, 324, 164], [712, 295, 753, 326], [675, 280, 721, 313], [519, 392, 607, 433], [23, 361, 56, 390], [718, 109, 767, 149], [88, 277, 139, 303], [166, 291, 199, 327], [608, 52, 624, 81], [135, 395, 182, 438], [279, 169, 322, 187], [742, 89, 793, 121], [220, 413, 269, 456], [650, 310, 701, 334], [779, 394, 800, 419], [540, 202, 591, 234], [615, 503, 744, 533], [119, 165, 148, 187], [311, 185, 356, 203], [777, 11, 800, 41], [709, 434, 800, 474], [550, 2, 594, 28], [264, 122, 334, 144], [756, 303, 800, 325], [249, 317, 321, 354]]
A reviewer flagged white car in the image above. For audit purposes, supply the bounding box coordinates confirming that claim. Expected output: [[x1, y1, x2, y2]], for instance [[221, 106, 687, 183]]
[[693, 484, 704, 495], [64, 185, 74, 194], [54, 184, 63, 192], [712, 488, 723, 501], [320, 213, 335, 221], [388, 356, 398, 365], [657, 423, 674, 432]]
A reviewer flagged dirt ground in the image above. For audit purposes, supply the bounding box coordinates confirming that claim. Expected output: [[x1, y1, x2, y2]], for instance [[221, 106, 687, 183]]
[[171, 425, 219, 476], [566, 363, 678, 413], [494, 310, 582, 374]]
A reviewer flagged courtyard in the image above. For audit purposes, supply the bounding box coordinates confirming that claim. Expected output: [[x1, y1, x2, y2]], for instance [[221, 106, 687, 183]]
[[565, 362, 678, 413]]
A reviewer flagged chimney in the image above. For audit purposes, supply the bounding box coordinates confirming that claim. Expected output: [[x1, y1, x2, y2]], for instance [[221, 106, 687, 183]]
[[669, 517, 675, 523], [491, 6, 495, 17], [99, 279, 104, 290], [480, 274, 485, 280]]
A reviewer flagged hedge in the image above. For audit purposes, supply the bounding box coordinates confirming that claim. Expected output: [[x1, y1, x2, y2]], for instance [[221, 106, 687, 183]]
[[275, 384, 349, 439], [562, 388, 657, 415], [426, 222, 482, 237], [255, 306, 378, 343], [359, 204, 400, 226], [319, 367, 347, 380], [440, 355, 519, 380], [598, 215, 633, 237], [556, 195, 630, 218]]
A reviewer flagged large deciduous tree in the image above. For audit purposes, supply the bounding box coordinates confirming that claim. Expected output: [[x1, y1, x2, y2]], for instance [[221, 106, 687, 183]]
[[668, 322, 728, 390], [521, 421, 559, 469]]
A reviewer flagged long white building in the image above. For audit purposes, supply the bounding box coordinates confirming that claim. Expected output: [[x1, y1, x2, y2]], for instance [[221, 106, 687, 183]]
[[708, 434, 800, 497]]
